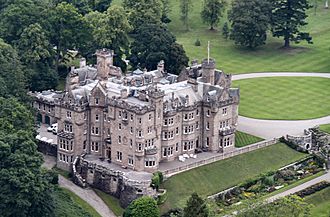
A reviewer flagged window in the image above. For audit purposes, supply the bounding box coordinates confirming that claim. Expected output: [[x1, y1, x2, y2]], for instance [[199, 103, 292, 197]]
[[91, 127, 99, 135], [118, 123, 122, 130], [137, 143, 143, 151], [104, 114, 107, 121], [118, 110, 122, 118], [148, 126, 152, 134], [137, 130, 143, 138], [107, 128, 111, 136], [184, 113, 188, 121], [196, 109, 199, 116], [164, 118, 168, 126], [91, 142, 99, 152], [138, 118, 142, 124], [66, 111, 72, 118], [207, 110, 210, 116], [176, 143, 179, 152], [183, 125, 194, 134], [117, 151, 122, 161], [65, 124, 73, 133], [84, 112, 87, 120], [176, 127, 179, 134], [130, 114, 134, 121], [222, 107, 228, 115], [130, 139, 133, 148], [128, 156, 134, 166], [196, 121, 199, 129], [95, 114, 99, 121], [206, 122, 210, 130], [145, 159, 156, 167], [149, 114, 152, 121], [123, 112, 128, 120], [95, 98, 99, 105], [130, 127, 133, 134], [118, 136, 122, 144]]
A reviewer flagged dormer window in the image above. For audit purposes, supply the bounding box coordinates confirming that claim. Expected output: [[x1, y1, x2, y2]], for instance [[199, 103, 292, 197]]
[[95, 98, 99, 105]]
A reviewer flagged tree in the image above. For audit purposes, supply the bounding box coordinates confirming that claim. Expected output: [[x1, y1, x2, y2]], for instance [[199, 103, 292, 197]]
[[0, 39, 27, 100], [123, 0, 163, 32], [17, 23, 58, 91], [48, 2, 91, 71], [183, 193, 209, 217], [90, 0, 113, 12], [161, 0, 171, 23], [123, 196, 160, 217], [129, 23, 189, 75], [272, 0, 313, 48], [180, 0, 193, 31], [222, 22, 229, 39], [228, 0, 272, 48], [201, 0, 226, 30], [237, 195, 311, 217], [0, 97, 55, 217], [86, 5, 131, 71]]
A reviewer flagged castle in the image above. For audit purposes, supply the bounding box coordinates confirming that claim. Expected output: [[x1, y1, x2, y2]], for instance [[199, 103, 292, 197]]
[[32, 49, 240, 174]]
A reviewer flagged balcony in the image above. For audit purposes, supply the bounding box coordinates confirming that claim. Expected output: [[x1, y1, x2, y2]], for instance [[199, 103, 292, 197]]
[[57, 130, 74, 139], [145, 147, 157, 155], [219, 127, 235, 136]]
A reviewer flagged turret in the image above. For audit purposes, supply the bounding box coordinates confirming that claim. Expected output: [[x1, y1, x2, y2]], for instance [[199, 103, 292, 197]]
[[202, 58, 215, 85], [96, 49, 114, 80]]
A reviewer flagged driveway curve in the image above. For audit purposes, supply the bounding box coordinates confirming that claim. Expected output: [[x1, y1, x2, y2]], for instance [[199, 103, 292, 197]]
[[232, 72, 330, 139]]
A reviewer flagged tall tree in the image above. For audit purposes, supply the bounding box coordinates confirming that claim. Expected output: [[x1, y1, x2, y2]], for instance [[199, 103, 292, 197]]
[[0, 0, 47, 43], [272, 0, 313, 48], [123, 0, 163, 32], [129, 23, 189, 75], [228, 0, 272, 48], [0, 39, 27, 100], [123, 196, 160, 217], [48, 2, 91, 71], [86, 5, 131, 71], [201, 0, 226, 30], [0, 97, 55, 217], [17, 23, 58, 91], [183, 192, 209, 217], [222, 22, 229, 39], [180, 0, 193, 31], [161, 0, 171, 23]]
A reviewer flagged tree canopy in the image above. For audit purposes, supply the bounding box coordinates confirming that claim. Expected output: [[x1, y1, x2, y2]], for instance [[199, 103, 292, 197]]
[[180, 0, 193, 31], [201, 0, 226, 30], [228, 0, 272, 48], [123, 196, 160, 217], [0, 97, 55, 217], [183, 192, 209, 217], [272, 0, 313, 48], [129, 23, 189, 75]]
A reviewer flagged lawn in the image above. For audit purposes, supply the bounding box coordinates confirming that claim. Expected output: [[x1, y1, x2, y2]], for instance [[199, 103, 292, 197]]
[[305, 187, 330, 217], [235, 131, 264, 148], [94, 189, 124, 217], [54, 187, 101, 217], [232, 77, 330, 120], [112, 0, 330, 74], [319, 124, 330, 134], [161, 143, 307, 212]]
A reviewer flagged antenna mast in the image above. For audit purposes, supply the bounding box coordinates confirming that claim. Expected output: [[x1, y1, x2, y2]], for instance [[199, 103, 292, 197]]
[[207, 41, 210, 63]]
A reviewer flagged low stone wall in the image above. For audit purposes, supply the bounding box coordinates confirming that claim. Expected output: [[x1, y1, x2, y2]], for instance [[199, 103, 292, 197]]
[[75, 158, 156, 208], [37, 140, 57, 156]]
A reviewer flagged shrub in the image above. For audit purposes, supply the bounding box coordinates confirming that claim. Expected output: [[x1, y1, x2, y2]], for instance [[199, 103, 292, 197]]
[[194, 39, 201, 46], [295, 181, 330, 198]]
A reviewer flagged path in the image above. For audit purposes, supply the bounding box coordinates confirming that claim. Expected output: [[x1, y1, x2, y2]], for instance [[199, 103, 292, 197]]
[[267, 171, 330, 203], [232, 72, 330, 139], [42, 155, 116, 217]]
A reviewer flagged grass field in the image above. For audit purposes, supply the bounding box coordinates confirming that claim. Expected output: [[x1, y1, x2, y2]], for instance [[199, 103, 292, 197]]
[[160, 143, 307, 212], [305, 187, 330, 217], [319, 124, 330, 134], [114, 0, 330, 74], [232, 77, 330, 120], [54, 187, 101, 217], [94, 189, 124, 217], [235, 131, 264, 147]]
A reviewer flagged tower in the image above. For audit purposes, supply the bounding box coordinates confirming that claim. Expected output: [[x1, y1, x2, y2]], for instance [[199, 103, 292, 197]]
[[202, 58, 216, 85], [96, 49, 114, 80]]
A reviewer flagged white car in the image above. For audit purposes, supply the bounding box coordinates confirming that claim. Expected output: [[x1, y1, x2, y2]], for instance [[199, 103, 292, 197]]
[[47, 123, 58, 133]]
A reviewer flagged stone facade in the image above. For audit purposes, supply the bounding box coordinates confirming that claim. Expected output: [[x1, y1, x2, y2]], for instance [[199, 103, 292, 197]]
[[31, 49, 240, 173]]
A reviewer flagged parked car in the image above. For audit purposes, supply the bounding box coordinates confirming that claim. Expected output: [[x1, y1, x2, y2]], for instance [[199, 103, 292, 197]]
[[52, 124, 58, 135], [47, 123, 58, 132]]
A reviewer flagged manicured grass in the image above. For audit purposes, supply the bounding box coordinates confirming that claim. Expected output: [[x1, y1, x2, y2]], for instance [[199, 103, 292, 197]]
[[161, 143, 307, 212], [319, 124, 330, 134], [235, 131, 264, 148], [54, 187, 101, 217], [232, 77, 330, 120], [94, 189, 124, 217], [305, 186, 330, 217], [113, 0, 330, 74]]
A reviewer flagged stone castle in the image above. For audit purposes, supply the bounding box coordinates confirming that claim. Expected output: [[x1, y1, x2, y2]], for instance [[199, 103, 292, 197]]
[[32, 49, 240, 173], [31, 49, 239, 206]]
